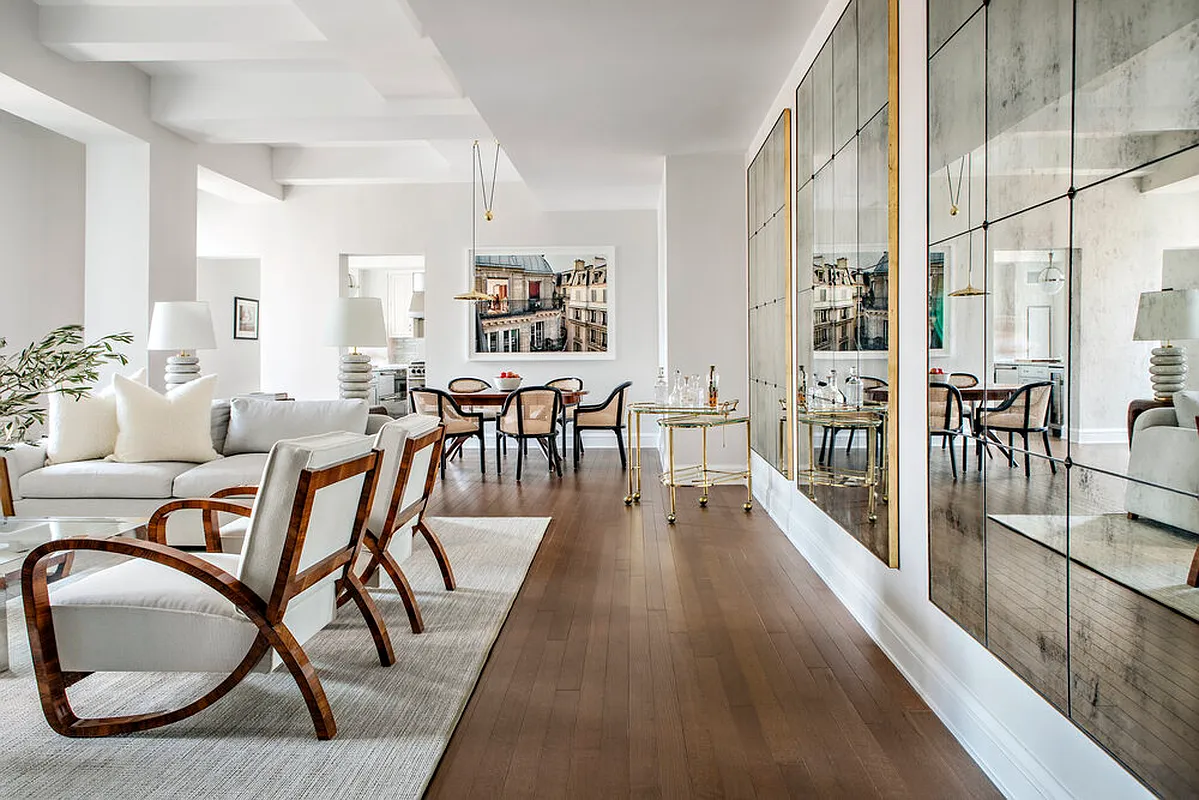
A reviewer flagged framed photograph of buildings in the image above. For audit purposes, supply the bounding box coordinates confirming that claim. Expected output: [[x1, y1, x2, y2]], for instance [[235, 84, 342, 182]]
[[466, 247, 615, 360]]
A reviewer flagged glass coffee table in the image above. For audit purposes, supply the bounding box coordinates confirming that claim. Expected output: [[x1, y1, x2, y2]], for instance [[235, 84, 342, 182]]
[[0, 517, 147, 671]]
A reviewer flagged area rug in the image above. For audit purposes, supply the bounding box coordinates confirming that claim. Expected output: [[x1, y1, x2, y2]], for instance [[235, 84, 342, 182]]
[[0, 515, 550, 799], [989, 512, 1199, 621]]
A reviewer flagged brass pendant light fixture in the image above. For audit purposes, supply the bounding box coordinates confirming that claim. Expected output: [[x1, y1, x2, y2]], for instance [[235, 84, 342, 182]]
[[455, 140, 503, 302], [947, 150, 989, 297]]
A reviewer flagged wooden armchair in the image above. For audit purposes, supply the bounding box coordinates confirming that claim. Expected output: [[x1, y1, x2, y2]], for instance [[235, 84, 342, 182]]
[[336, 415, 453, 634], [21, 431, 392, 741]]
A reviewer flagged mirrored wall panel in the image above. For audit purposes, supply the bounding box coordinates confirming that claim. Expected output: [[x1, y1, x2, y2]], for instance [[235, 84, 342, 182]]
[[928, 1, 1199, 794], [748, 110, 793, 478], [796, 0, 898, 566]]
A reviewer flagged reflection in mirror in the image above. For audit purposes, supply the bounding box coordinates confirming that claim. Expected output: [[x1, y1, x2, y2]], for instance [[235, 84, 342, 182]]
[[1074, 1, 1199, 187], [1068, 465, 1199, 795], [747, 111, 792, 478], [796, 0, 895, 566], [929, 9, 984, 245], [984, 450, 1069, 711], [986, 0, 1071, 222], [930, 0, 1199, 793]]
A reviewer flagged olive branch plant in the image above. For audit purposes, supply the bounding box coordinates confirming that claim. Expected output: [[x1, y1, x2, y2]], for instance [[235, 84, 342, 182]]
[[0, 325, 134, 448]]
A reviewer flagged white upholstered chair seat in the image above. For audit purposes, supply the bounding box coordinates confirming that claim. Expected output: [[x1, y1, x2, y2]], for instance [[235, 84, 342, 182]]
[[48, 553, 337, 675]]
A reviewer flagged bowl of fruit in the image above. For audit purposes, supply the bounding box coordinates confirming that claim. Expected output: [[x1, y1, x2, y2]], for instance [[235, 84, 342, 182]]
[[496, 371, 523, 390]]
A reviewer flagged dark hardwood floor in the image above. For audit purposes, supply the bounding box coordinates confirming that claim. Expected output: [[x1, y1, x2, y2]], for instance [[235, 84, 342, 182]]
[[423, 446, 999, 798]]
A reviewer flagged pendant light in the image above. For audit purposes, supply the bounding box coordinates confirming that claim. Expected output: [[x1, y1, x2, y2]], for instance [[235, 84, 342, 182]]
[[947, 151, 989, 298], [455, 140, 502, 302]]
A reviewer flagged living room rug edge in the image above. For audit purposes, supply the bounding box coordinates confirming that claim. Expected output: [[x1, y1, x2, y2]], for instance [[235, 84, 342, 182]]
[[0, 515, 551, 800]]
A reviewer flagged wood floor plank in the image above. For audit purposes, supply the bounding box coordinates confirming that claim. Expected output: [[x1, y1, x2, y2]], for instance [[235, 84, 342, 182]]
[[424, 449, 1000, 799]]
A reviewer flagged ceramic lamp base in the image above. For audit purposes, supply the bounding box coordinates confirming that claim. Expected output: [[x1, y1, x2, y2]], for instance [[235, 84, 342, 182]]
[[339, 353, 373, 400], [1149, 344, 1187, 401], [164, 354, 200, 390]]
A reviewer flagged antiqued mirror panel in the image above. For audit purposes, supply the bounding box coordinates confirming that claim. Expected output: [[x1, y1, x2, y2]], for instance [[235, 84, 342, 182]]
[[796, 0, 897, 566], [747, 110, 793, 478], [929, 0, 1199, 795]]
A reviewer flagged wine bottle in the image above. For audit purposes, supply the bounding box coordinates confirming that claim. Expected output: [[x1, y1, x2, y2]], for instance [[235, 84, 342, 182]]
[[707, 365, 720, 408]]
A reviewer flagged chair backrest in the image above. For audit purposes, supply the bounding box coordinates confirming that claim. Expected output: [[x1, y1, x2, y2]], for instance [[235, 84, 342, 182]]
[[581, 381, 632, 426], [547, 376, 584, 392], [499, 387, 562, 436], [859, 376, 887, 390], [948, 372, 979, 388], [368, 415, 444, 537], [410, 387, 478, 428], [1015, 381, 1053, 427], [928, 382, 964, 432], [236, 432, 378, 619], [448, 376, 491, 393]]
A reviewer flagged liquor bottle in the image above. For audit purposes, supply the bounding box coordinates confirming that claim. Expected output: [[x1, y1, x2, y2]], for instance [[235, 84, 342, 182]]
[[797, 365, 807, 407], [844, 365, 862, 407], [707, 365, 720, 407], [654, 367, 669, 405]]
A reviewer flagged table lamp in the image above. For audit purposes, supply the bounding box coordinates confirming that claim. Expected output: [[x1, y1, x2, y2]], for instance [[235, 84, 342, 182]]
[[147, 301, 217, 390], [325, 296, 387, 399], [1133, 288, 1199, 401]]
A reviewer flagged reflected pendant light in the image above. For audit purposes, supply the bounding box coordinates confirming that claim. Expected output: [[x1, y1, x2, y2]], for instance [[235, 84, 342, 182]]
[[947, 151, 989, 297]]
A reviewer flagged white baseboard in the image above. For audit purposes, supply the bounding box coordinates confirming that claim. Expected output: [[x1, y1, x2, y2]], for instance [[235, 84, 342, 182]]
[[1069, 427, 1126, 445]]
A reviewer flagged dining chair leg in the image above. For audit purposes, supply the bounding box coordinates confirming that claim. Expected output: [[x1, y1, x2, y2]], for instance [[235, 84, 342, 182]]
[[516, 438, 524, 481], [477, 429, 486, 475], [819, 428, 830, 465], [1043, 431, 1058, 473], [948, 434, 958, 480], [846, 428, 856, 455], [496, 431, 503, 475], [574, 427, 582, 470], [616, 427, 626, 471], [1021, 433, 1032, 478], [961, 433, 969, 472]]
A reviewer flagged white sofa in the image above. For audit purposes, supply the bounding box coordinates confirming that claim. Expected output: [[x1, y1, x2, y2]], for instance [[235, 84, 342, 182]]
[[1125, 405, 1199, 535], [1, 397, 392, 546]]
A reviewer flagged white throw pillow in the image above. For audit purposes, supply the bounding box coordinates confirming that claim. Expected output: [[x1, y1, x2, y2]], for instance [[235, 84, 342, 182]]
[[1173, 390, 1199, 430], [46, 368, 147, 465], [111, 374, 219, 463], [222, 397, 369, 455]]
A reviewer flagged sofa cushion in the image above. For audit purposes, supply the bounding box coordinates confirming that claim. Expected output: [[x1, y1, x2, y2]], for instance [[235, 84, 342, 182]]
[[222, 398, 368, 455], [46, 368, 146, 465], [210, 400, 231, 454], [172, 453, 270, 498], [20, 460, 195, 499], [1125, 424, 1199, 534], [1173, 390, 1199, 430], [112, 374, 220, 464]]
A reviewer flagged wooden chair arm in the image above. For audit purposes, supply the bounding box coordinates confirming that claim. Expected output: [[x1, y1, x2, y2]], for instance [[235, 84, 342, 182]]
[[22, 536, 267, 621], [148, 498, 254, 550], [211, 485, 259, 499]]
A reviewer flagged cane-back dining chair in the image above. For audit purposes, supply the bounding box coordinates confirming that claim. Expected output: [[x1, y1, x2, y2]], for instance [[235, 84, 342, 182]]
[[410, 387, 486, 476], [573, 381, 632, 470], [497, 386, 564, 480]]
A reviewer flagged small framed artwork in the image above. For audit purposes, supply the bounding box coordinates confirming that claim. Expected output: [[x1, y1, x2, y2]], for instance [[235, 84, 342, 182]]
[[233, 296, 259, 340]]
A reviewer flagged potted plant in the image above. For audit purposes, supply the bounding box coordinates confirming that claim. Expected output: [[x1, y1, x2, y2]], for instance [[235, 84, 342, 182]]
[[0, 325, 133, 449]]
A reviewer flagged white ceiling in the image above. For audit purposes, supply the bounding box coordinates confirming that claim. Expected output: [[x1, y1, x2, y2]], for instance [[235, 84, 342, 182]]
[[34, 0, 822, 208]]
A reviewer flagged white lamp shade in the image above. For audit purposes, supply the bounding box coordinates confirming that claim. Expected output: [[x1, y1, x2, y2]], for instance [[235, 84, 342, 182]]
[[147, 301, 217, 351], [1133, 289, 1199, 341], [325, 296, 388, 347], [407, 290, 425, 318]]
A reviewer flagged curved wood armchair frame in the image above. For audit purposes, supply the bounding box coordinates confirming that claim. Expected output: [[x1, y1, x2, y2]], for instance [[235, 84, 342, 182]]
[[336, 424, 454, 635], [22, 450, 393, 741]]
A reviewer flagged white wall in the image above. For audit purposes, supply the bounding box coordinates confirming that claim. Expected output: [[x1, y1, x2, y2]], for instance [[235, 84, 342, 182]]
[[0, 109, 84, 351], [746, 2, 1151, 798], [196, 257, 261, 398], [661, 153, 748, 466], [197, 183, 659, 413]]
